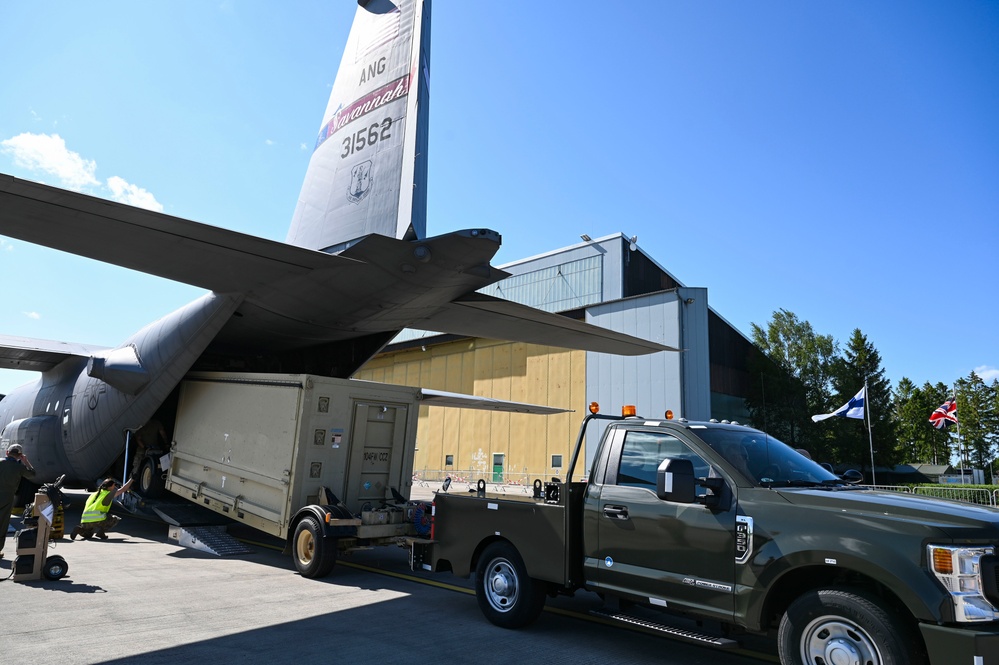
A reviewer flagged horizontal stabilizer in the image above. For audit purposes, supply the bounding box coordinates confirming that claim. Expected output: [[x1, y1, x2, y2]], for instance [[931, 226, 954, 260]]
[[416, 293, 677, 356], [419, 388, 570, 415], [0, 175, 359, 294], [0, 335, 108, 372]]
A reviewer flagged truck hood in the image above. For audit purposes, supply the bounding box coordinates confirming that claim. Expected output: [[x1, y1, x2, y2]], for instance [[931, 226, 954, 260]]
[[776, 487, 999, 540]]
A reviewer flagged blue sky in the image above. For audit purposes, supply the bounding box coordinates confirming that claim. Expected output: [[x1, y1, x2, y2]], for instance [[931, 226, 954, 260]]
[[1, 1, 997, 397]]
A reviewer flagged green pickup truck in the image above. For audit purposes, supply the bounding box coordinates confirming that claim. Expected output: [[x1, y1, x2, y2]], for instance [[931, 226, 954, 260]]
[[413, 407, 999, 665]]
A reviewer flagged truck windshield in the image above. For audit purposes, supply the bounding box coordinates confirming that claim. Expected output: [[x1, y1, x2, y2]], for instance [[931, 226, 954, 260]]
[[693, 427, 843, 487]]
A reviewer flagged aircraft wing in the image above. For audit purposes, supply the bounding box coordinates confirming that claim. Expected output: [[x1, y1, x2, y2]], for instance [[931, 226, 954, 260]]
[[414, 293, 678, 356], [0, 174, 359, 294], [0, 335, 109, 372], [418, 388, 570, 415]]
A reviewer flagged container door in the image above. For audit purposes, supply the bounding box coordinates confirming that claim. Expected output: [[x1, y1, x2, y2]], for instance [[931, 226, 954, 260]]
[[344, 402, 409, 510]]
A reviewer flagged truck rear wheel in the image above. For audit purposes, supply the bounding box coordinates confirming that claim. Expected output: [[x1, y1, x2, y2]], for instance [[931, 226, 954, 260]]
[[293, 516, 337, 578], [778, 588, 924, 665], [475, 541, 546, 629]]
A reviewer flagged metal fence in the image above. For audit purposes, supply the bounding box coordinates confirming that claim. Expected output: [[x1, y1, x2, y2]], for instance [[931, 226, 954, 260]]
[[860, 485, 998, 507], [860, 485, 912, 494], [912, 486, 997, 507]]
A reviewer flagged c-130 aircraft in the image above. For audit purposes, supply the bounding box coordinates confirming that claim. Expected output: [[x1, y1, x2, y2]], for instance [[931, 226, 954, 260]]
[[0, 0, 671, 494]]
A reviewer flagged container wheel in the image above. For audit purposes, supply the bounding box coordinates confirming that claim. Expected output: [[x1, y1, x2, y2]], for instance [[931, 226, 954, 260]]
[[43, 555, 69, 580], [292, 515, 337, 578], [475, 541, 546, 629], [778, 587, 925, 665]]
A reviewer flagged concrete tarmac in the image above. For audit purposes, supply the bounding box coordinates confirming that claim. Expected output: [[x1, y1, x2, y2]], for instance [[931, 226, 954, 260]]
[[1, 491, 775, 665]]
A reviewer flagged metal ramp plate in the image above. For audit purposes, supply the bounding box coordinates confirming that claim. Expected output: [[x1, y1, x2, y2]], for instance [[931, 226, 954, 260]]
[[151, 502, 231, 527], [167, 525, 253, 557]]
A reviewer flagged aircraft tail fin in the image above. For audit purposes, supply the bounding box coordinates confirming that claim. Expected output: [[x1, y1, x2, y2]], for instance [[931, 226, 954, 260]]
[[286, 0, 431, 253]]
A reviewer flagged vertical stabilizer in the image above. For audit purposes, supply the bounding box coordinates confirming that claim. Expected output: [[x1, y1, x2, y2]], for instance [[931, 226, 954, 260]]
[[286, 0, 431, 253]]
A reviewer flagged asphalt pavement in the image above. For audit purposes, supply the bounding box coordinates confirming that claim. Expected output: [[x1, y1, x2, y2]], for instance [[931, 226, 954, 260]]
[[0, 490, 776, 665]]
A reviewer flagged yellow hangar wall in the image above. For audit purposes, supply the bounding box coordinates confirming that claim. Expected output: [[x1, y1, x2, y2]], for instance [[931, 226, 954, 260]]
[[353, 338, 586, 484]]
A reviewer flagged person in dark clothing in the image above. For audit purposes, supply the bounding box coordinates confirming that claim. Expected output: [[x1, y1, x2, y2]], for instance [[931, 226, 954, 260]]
[[0, 443, 36, 557]]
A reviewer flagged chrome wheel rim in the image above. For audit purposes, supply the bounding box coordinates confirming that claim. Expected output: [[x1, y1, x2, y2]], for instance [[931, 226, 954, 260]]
[[484, 557, 519, 613], [800, 615, 883, 665]]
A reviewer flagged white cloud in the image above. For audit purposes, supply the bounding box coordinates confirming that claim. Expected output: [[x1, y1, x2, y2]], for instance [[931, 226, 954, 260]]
[[1, 239, 12, 252], [265, 139, 275, 146], [22, 311, 41, 320], [300, 143, 308, 151], [974, 365, 999, 383], [106, 176, 164, 212], [0, 132, 100, 190]]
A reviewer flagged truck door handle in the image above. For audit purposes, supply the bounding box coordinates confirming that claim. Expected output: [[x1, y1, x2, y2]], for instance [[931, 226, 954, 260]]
[[603, 504, 629, 520]]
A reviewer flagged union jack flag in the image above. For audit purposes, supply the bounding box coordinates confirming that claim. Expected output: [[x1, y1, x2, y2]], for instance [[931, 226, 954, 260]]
[[929, 398, 958, 429]]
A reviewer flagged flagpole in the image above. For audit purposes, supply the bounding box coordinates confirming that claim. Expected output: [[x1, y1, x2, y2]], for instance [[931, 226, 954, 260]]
[[865, 378, 876, 485], [954, 387, 966, 483]]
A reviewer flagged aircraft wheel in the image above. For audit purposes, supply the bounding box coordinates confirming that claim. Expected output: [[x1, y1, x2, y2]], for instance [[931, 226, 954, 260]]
[[43, 555, 69, 580], [293, 516, 337, 578], [138, 457, 165, 499]]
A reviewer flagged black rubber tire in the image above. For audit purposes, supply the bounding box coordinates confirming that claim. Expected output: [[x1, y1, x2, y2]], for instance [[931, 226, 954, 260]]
[[137, 456, 166, 499], [292, 516, 337, 578], [14, 478, 40, 508], [43, 555, 69, 580], [778, 588, 924, 665], [475, 541, 546, 629]]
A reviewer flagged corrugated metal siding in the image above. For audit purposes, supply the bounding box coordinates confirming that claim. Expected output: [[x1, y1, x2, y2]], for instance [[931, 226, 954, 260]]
[[480, 255, 604, 313], [354, 340, 585, 483], [584, 288, 710, 472]]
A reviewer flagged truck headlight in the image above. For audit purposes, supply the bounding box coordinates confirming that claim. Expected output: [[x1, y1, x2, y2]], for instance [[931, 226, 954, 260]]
[[928, 544, 998, 622]]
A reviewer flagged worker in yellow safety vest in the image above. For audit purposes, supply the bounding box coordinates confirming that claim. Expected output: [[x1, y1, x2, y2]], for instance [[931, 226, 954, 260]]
[[71, 477, 133, 541]]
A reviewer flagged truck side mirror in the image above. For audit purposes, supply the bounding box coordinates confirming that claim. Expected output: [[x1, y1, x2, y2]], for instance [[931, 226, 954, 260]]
[[656, 458, 696, 504], [841, 469, 864, 485]]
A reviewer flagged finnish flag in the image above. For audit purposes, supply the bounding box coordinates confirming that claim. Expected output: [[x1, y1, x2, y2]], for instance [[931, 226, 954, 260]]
[[812, 386, 866, 422]]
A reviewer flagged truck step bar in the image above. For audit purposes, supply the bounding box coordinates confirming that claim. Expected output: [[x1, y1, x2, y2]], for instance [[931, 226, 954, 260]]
[[589, 608, 739, 649]]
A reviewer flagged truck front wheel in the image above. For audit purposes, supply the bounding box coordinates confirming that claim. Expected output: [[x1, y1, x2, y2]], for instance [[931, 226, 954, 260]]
[[292, 516, 337, 578], [475, 541, 546, 629], [778, 588, 923, 665]]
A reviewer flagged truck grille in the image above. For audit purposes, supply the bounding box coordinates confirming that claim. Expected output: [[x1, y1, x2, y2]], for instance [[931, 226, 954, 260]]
[[982, 554, 999, 608]]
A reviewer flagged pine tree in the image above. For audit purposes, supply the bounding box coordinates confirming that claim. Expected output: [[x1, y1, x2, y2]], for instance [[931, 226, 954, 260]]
[[955, 372, 998, 473], [746, 309, 837, 456]]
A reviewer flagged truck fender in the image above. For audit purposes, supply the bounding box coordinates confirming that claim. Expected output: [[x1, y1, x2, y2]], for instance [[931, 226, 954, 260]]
[[749, 544, 944, 631], [287, 504, 356, 546]]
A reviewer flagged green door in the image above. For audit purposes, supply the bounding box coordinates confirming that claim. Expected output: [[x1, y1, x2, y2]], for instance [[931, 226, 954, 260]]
[[492, 453, 504, 483]]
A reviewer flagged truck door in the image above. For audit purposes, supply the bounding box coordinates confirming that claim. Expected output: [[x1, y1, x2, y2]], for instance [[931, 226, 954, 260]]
[[585, 428, 736, 618]]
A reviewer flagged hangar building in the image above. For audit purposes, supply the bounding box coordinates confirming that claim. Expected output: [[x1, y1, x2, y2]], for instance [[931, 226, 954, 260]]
[[353, 233, 761, 484]]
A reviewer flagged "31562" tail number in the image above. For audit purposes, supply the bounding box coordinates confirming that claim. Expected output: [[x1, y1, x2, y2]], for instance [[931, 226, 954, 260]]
[[342, 118, 392, 159]]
